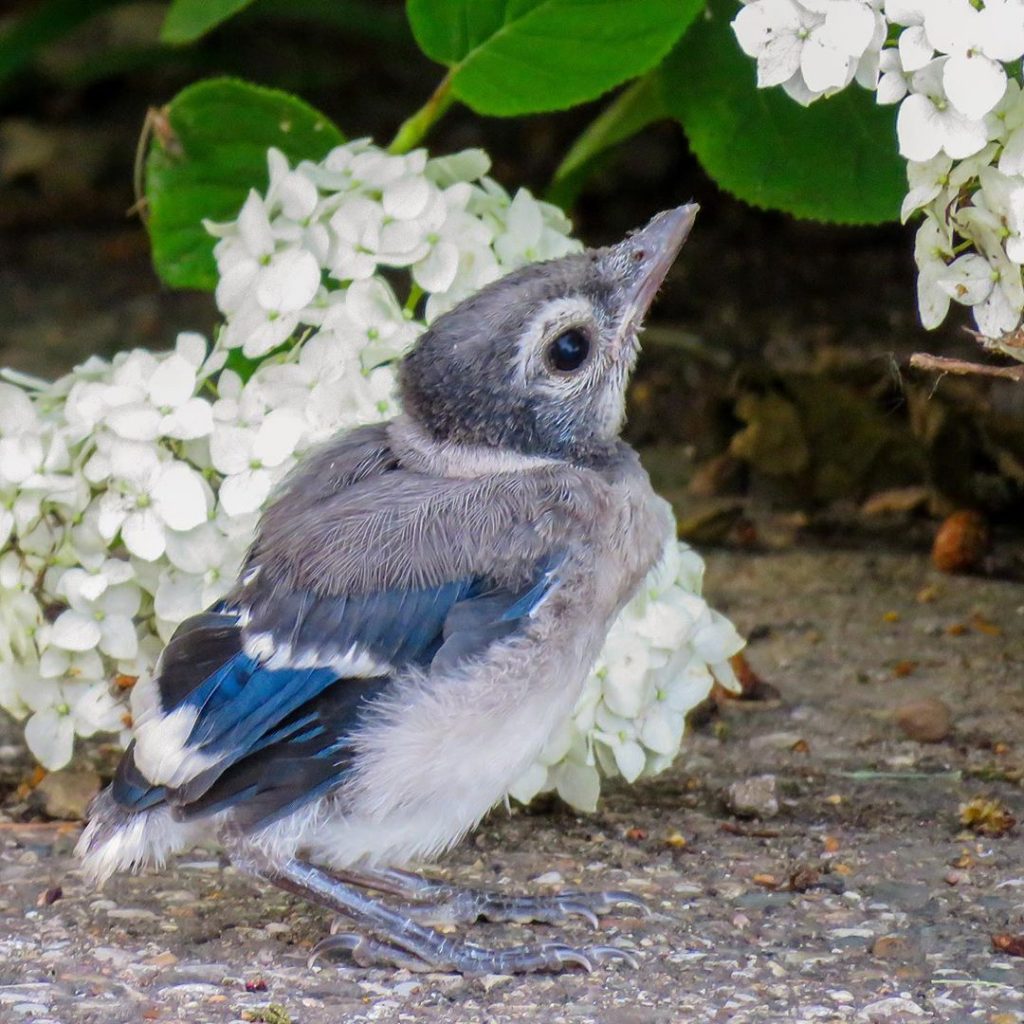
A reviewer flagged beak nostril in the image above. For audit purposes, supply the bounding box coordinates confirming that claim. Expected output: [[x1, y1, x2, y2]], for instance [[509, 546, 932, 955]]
[[632, 249, 645, 261]]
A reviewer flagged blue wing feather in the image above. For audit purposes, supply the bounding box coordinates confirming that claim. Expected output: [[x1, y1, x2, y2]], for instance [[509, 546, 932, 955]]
[[114, 554, 564, 828]]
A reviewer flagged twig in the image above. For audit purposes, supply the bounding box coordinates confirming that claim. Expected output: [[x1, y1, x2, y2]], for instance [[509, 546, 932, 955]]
[[909, 352, 1024, 383]]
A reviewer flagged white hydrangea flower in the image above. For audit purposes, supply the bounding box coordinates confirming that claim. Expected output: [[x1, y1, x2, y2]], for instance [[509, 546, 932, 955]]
[[94, 443, 209, 561], [22, 677, 125, 770], [733, 0, 882, 105], [922, 0, 1024, 121], [733, 0, 1024, 354], [897, 59, 989, 161], [47, 560, 141, 660], [0, 143, 744, 816], [209, 407, 305, 516]]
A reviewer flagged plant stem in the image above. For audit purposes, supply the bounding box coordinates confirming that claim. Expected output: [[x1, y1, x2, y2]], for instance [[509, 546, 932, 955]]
[[909, 352, 1024, 382], [388, 72, 455, 155], [404, 282, 424, 315]]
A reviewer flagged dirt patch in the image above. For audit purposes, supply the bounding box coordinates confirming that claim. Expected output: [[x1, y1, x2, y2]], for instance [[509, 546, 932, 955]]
[[1, 548, 1022, 1023]]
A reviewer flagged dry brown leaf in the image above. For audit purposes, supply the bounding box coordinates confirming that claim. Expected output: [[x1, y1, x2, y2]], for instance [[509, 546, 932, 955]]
[[991, 933, 1024, 957], [960, 797, 1017, 837]]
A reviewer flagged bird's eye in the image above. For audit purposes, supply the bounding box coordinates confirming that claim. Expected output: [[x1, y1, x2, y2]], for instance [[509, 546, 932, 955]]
[[545, 329, 590, 373]]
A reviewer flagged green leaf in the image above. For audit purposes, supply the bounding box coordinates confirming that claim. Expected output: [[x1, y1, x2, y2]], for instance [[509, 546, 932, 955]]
[[146, 77, 343, 290], [663, 0, 904, 224], [548, 71, 668, 207], [406, 0, 701, 116], [161, 0, 258, 44]]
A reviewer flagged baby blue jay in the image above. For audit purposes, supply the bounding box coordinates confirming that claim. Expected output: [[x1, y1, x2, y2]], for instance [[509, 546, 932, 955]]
[[77, 204, 698, 974]]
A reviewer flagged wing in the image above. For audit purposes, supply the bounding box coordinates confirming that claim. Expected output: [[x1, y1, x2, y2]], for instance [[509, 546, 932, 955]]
[[114, 553, 564, 831]]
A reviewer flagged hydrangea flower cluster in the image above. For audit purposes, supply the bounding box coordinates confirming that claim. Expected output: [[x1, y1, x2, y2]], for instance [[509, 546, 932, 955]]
[[733, 0, 1024, 356], [0, 140, 743, 811]]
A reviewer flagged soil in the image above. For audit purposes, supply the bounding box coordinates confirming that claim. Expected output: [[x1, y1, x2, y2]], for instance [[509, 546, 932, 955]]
[[1, 548, 1022, 1024]]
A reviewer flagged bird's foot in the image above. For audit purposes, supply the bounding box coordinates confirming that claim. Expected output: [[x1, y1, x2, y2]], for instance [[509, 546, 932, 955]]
[[335, 866, 649, 927], [311, 929, 638, 974], [254, 857, 640, 976], [399, 886, 649, 928]]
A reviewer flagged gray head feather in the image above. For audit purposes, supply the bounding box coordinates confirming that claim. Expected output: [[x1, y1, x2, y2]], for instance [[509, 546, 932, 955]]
[[398, 205, 698, 465]]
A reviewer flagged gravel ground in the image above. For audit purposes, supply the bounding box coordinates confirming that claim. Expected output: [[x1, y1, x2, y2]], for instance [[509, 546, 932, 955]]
[[1, 548, 1023, 1024]]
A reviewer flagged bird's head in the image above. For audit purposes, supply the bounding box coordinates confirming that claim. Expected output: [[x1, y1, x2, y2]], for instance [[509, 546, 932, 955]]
[[398, 204, 698, 464]]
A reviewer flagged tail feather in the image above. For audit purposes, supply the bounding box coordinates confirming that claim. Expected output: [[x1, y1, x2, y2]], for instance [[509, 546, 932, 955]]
[[75, 787, 199, 885]]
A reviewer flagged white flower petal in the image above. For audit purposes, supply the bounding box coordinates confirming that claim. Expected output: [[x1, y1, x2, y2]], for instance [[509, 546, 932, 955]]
[[552, 760, 600, 813], [938, 253, 995, 306], [210, 424, 255, 475], [151, 463, 208, 532], [383, 176, 432, 220], [105, 403, 162, 442], [161, 398, 214, 440], [279, 170, 320, 222], [71, 682, 124, 736], [51, 609, 101, 652], [256, 249, 321, 313], [943, 52, 1006, 121], [898, 25, 933, 72], [0, 383, 37, 434], [155, 570, 206, 624], [175, 331, 208, 368], [122, 509, 166, 561], [253, 409, 305, 467], [506, 762, 549, 805], [610, 738, 646, 783], [147, 353, 197, 409], [100, 616, 138, 660], [237, 188, 275, 258], [414, 241, 460, 294], [219, 469, 273, 516], [25, 707, 75, 770]]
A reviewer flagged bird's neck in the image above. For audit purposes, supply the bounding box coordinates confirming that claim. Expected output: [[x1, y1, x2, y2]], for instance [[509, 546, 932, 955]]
[[387, 416, 564, 479]]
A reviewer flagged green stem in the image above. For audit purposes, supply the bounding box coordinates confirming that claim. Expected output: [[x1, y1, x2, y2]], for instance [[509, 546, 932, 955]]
[[388, 72, 455, 155], [404, 282, 424, 315]]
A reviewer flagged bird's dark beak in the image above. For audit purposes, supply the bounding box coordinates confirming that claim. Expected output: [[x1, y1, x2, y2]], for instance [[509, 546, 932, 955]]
[[616, 203, 698, 341]]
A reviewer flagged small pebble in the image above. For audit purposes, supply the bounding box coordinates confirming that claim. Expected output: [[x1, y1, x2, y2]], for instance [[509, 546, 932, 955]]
[[859, 995, 927, 1020], [531, 871, 563, 885], [870, 934, 919, 962], [726, 774, 779, 819], [894, 696, 952, 743], [30, 770, 101, 821]]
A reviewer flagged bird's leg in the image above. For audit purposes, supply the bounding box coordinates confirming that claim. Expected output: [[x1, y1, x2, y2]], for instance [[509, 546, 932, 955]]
[[247, 856, 638, 974], [333, 864, 649, 928]]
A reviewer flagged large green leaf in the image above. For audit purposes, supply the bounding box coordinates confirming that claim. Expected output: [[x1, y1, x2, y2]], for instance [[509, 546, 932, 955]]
[[406, 0, 700, 116], [664, 0, 904, 224], [146, 77, 343, 290], [161, 0, 257, 44]]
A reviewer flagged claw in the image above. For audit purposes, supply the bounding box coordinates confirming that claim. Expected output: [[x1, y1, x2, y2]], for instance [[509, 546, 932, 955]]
[[544, 944, 595, 973], [309, 932, 362, 967], [555, 890, 650, 917], [587, 944, 640, 969], [553, 901, 601, 929], [599, 891, 652, 917], [310, 932, 433, 972]]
